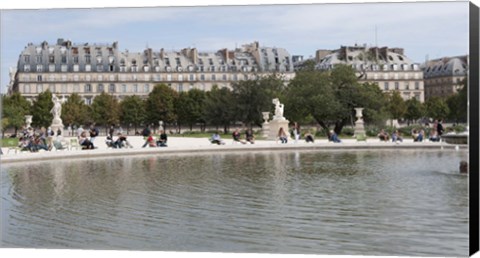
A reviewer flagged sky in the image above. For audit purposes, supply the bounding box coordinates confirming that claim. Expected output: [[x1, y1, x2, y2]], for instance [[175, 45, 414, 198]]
[[0, 0, 473, 94]]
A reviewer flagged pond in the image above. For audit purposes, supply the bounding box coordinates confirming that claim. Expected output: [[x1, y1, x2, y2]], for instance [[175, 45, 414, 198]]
[[0, 149, 468, 256]]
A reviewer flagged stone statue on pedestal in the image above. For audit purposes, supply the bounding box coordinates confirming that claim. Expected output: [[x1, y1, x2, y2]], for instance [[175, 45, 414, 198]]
[[50, 94, 65, 136]]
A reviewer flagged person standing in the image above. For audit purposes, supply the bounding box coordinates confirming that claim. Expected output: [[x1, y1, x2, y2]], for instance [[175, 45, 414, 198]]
[[437, 119, 444, 137], [89, 124, 99, 144]]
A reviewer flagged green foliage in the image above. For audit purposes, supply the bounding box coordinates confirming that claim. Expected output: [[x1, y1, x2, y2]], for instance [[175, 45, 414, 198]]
[[425, 96, 450, 121], [31, 90, 54, 128], [91, 92, 120, 127], [1, 92, 31, 132], [387, 91, 407, 120], [404, 97, 425, 123], [203, 85, 236, 133], [61, 93, 90, 127], [120, 95, 146, 130], [175, 89, 206, 130], [446, 79, 467, 123], [232, 74, 285, 127], [145, 84, 179, 127]]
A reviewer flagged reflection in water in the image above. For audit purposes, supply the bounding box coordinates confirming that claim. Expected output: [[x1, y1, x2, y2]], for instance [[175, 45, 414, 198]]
[[1, 150, 468, 256]]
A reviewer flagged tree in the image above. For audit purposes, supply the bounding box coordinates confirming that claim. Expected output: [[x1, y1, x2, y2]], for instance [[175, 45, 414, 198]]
[[404, 97, 424, 125], [175, 89, 206, 131], [120, 95, 146, 133], [425, 96, 450, 121], [284, 65, 383, 136], [91, 92, 120, 132], [387, 91, 407, 123], [145, 84, 178, 131], [203, 85, 236, 133], [446, 78, 467, 123], [232, 74, 285, 128], [31, 90, 54, 128], [1, 92, 31, 135], [61, 93, 90, 127]]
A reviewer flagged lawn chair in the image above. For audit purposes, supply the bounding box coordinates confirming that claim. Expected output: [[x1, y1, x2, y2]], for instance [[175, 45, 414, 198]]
[[1, 138, 22, 154], [70, 138, 80, 150], [356, 133, 367, 142]]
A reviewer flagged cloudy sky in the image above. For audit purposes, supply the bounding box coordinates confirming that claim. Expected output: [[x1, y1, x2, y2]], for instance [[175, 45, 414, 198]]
[[0, 0, 473, 93]]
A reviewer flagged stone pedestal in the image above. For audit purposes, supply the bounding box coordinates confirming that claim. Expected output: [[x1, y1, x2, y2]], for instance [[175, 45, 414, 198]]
[[354, 107, 365, 136], [51, 117, 64, 136], [268, 119, 290, 140]]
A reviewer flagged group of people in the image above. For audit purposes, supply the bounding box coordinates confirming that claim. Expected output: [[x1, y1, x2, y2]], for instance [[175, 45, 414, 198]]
[[15, 126, 65, 152], [141, 126, 168, 148]]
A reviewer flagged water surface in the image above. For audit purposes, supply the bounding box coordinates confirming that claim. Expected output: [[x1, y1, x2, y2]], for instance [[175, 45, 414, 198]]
[[1, 149, 468, 256]]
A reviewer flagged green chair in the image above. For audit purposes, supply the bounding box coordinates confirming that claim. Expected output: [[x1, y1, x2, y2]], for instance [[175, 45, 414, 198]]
[[1, 138, 22, 154], [70, 138, 80, 150], [356, 133, 367, 142]]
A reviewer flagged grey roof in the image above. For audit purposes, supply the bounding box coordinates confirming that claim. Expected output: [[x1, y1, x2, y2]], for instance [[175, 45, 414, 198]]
[[422, 56, 468, 78]]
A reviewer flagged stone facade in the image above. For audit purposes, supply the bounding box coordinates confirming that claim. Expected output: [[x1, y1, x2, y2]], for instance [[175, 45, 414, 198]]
[[298, 44, 425, 102], [422, 55, 468, 100], [10, 39, 295, 103]]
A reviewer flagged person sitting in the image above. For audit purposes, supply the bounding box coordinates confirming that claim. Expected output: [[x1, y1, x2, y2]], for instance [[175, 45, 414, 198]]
[[277, 127, 288, 144], [114, 132, 134, 148], [245, 129, 255, 144], [145, 133, 157, 147], [79, 131, 94, 149], [156, 130, 168, 147], [304, 132, 315, 143], [232, 128, 246, 144], [329, 130, 341, 143], [210, 131, 225, 145], [391, 130, 403, 142], [412, 129, 424, 142], [377, 129, 389, 142], [428, 129, 440, 142]]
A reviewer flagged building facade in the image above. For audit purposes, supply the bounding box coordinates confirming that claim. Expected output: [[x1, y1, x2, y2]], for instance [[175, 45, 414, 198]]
[[422, 55, 468, 100], [304, 44, 425, 102], [10, 39, 295, 103]]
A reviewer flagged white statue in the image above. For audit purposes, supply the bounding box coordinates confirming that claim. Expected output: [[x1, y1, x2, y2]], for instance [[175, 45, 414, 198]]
[[272, 98, 284, 120], [50, 94, 62, 120]]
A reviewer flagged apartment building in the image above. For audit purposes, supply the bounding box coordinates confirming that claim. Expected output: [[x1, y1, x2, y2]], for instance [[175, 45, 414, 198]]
[[9, 39, 295, 103], [422, 55, 468, 100], [306, 44, 425, 102]]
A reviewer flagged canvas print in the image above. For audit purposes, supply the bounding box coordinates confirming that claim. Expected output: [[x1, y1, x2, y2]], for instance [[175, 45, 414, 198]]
[[0, 1, 474, 257]]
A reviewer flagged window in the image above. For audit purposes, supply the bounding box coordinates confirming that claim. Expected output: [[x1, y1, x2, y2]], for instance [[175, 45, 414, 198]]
[[24, 65, 31, 72], [233, 74, 238, 81], [37, 65, 43, 72], [24, 55, 30, 63], [200, 74, 205, 81], [415, 81, 420, 90], [49, 64, 55, 72], [73, 64, 79, 72], [73, 84, 80, 92], [61, 75, 67, 81], [121, 84, 127, 93], [73, 75, 79, 81], [73, 56, 79, 64], [144, 84, 150, 93], [178, 74, 184, 81], [36, 84, 43, 93], [144, 74, 150, 81], [24, 84, 31, 93], [49, 84, 56, 93], [85, 84, 92, 92], [405, 84, 409, 90], [37, 75, 43, 82], [97, 65, 103, 72], [395, 82, 399, 90], [211, 74, 216, 81], [109, 75, 115, 81], [86, 75, 91, 81], [62, 84, 67, 93], [98, 75, 103, 81], [36, 55, 42, 63], [49, 55, 55, 64], [178, 84, 183, 92], [154, 75, 161, 81], [61, 55, 67, 64], [384, 82, 389, 90], [85, 55, 91, 64], [133, 84, 138, 93], [167, 74, 172, 81], [109, 84, 116, 93], [61, 65, 68, 72], [222, 74, 227, 81], [189, 74, 195, 81], [97, 84, 104, 93]]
